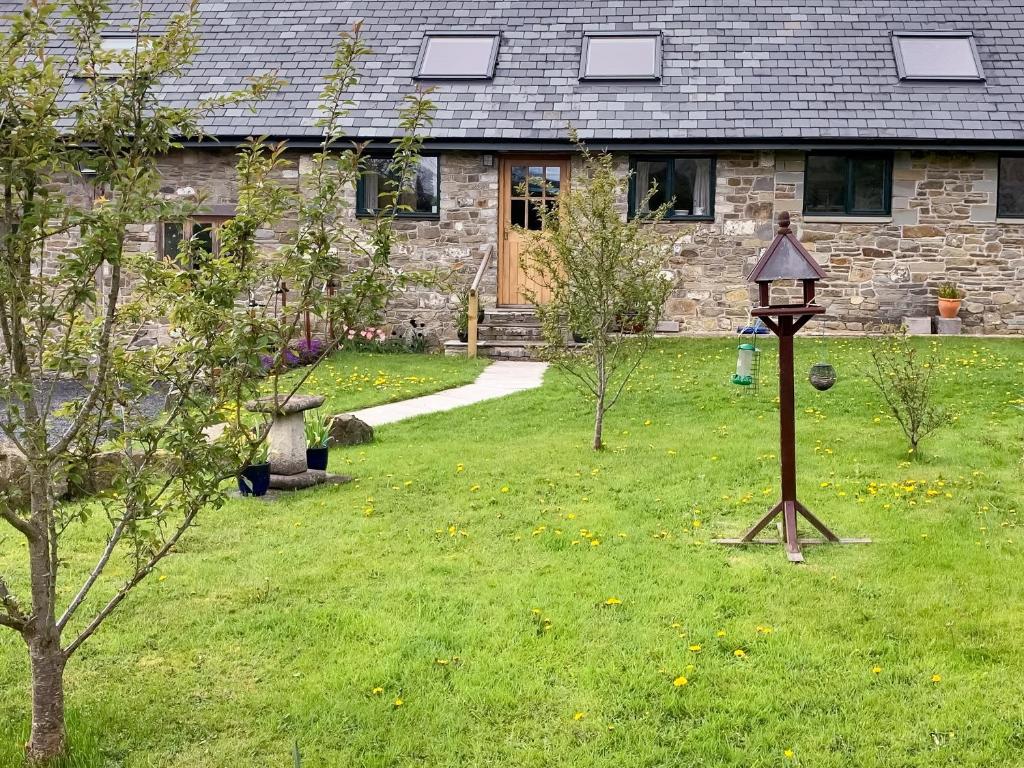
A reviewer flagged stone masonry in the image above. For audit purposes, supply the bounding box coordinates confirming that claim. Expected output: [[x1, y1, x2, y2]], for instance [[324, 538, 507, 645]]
[[49, 147, 1024, 340]]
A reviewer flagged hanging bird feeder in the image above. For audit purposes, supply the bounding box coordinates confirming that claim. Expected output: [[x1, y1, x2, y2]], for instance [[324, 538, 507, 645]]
[[732, 342, 757, 386], [808, 361, 836, 391]]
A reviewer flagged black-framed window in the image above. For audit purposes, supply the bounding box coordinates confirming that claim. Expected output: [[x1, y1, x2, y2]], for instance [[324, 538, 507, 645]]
[[804, 154, 892, 217], [628, 157, 715, 220], [356, 156, 440, 218], [997, 156, 1024, 219], [159, 217, 228, 268]]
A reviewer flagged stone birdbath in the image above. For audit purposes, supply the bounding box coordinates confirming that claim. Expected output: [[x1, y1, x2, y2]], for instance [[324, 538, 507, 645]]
[[246, 393, 335, 490]]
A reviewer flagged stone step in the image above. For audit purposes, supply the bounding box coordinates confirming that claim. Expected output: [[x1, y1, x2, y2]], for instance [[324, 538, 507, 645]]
[[444, 339, 547, 361], [483, 308, 540, 326], [478, 324, 546, 342]]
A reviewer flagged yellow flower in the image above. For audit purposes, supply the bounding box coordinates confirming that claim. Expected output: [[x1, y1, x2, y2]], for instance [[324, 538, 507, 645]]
[[158, 575, 167, 582], [931, 674, 942, 683], [672, 675, 688, 687], [435, 658, 449, 666], [688, 644, 701, 653], [456, 463, 464, 472], [469, 484, 480, 492], [573, 711, 586, 721], [393, 697, 403, 707], [716, 630, 727, 638], [372, 687, 383, 695], [756, 625, 773, 635], [501, 485, 510, 493], [604, 597, 622, 606], [733, 649, 746, 658], [590, 539, 601, 547], [871, 666, 882, 675], [784, 748, 795, 759]]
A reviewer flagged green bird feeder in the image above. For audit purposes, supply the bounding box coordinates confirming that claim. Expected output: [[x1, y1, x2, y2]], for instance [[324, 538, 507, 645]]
[[731, 342, 756, 386]]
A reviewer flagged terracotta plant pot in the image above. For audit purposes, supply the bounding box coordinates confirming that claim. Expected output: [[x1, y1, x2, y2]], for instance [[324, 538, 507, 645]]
[[938, 298, 962, 319]]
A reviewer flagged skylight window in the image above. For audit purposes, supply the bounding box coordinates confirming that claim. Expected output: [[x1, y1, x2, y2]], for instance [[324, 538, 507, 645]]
[[81, 35, 149, 77], [414, 34, 499, 79], [892, 33, 984, 81], [580, 33, 661, 80]]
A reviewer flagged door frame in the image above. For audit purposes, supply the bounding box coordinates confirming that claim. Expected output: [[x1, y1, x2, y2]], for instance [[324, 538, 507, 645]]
[[497, 154, 571, 307]]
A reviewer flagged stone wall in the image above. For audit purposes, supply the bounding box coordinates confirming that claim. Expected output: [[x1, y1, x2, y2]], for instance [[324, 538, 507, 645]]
[[49, 147, 1024, 342]]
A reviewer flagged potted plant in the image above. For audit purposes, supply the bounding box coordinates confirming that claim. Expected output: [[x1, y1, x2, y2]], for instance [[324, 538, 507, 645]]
[[305, 410, 330, 471], [937, 282, 964, 318], [238, 442, 271, 497]]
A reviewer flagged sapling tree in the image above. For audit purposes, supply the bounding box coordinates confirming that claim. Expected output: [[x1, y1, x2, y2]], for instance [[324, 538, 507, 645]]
[[0, 2, 435, 761], [520, 138, 677, 450], [865, 332, 947, 453]]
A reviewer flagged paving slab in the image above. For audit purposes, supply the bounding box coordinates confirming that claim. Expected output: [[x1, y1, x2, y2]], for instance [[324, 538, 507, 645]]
[[352, 361, 548, 427]]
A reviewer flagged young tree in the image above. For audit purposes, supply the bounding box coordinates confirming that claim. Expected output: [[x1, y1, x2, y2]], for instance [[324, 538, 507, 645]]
[[865, 332, 947, 454], [0, 2, 434, 761], [520, 139, 677, 450]]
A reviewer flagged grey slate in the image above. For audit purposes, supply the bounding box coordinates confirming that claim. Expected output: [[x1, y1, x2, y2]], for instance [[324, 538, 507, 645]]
[[7, 0, 1024, 142]]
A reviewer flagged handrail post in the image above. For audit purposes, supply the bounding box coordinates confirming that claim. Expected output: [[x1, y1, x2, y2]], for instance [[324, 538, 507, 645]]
[[467, 289, 479, 359]]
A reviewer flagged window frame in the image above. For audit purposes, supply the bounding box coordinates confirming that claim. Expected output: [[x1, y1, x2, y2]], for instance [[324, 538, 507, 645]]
[[802, 152, 893, 218], [413, 32, 500, 80], [627, 155, 716, 222], [355, 154, 442, 220], [891, 31, 985, 82], [579, 31, 662, 82], [997, 154, 1024, 219], [158, 215, 231, 268]]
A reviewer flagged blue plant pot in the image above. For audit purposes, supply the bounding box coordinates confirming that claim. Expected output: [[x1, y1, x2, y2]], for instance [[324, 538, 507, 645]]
[[306, 447, 329, 471], [238, 462, 271, 497]]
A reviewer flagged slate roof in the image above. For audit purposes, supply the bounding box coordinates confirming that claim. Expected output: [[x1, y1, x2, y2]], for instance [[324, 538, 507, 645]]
[[11, 0, 1024, 144]]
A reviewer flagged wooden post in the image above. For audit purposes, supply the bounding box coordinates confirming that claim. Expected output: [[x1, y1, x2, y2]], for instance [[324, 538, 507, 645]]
[[467, 289, 479, 359]]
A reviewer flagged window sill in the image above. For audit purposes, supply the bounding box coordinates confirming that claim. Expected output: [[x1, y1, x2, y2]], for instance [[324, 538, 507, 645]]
[[802, 215, 892, 224], [995, 217, 1024, 224], [355, 212, 441, 221]]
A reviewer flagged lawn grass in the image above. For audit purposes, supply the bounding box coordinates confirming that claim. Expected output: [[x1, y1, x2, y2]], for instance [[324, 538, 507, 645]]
[[278, 348, 489, 414], [1, 337, 1023, 767]]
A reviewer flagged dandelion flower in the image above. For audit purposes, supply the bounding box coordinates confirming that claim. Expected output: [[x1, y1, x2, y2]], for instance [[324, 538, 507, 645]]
[[716, 630, 727, 638], [573, 711, 586, 721], [872, 666, 882, 674], [672, 675, 688, 687], [393, 697, 404, 707], [604, 597, 622, 606], [372, 687, 384, 695], [688, 644, 702, 653], [733, 649, 746, 658], [784, 749, 795, 759], [931, 674, 942, 683], [501, 486, 510, 493]]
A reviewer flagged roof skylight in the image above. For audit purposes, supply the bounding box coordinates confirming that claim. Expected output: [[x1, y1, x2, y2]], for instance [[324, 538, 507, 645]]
[[892, 33, 984, 81], [414, 33, 499, 79], [580, 33, 661, 80]]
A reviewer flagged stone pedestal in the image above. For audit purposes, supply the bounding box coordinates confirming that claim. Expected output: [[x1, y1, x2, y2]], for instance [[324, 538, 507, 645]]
[[903, 316, 932, 335], [246, 394, 337, 491], [933, 317, 962, 335]]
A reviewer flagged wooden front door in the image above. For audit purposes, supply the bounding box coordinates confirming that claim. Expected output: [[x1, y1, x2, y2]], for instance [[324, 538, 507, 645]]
[[498, 156, 569, 306]]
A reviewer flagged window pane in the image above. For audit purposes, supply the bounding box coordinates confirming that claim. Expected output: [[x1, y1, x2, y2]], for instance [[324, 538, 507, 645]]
[[510, 199, 526, 228], [583, 35, 658, 79], [895, 35, 982, 80], [193, 223, 214, 256], [510, 165, 527, 197], [527, 166, 544, 197], [418, 35, 497, 78], [634, 160, 669, 214], [999, 157, 1024, 217], [360, 157, 439, 215], [850, 157, 887, 213], [161, 222, 183, 260], [805, 156, 848, 214], [671, 159, 713, 217], [545, 166, 560, 196], [526, 201, 543, 230]]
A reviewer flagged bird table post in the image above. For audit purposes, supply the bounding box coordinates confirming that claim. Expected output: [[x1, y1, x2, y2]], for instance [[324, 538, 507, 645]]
[[716, 212, 868, 562]]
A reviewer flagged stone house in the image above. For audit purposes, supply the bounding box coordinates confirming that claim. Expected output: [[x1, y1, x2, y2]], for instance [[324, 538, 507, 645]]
[[55, 1, 1024, 349]]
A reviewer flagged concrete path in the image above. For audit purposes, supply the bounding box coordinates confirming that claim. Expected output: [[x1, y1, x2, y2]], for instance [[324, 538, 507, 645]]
[[351, 361, 549, 427]]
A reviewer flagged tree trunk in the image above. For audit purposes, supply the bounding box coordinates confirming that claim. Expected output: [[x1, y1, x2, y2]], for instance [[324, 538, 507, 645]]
[[26, 631, 66, 763], [592, 352, 606, 451]]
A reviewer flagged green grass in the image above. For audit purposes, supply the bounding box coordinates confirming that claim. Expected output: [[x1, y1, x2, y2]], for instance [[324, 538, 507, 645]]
[[2, 337, 1023, 767], [278, 348, 489, 414]]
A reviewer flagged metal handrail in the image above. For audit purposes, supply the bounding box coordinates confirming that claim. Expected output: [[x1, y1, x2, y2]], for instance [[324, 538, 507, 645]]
[[466, 244, 494, 359]]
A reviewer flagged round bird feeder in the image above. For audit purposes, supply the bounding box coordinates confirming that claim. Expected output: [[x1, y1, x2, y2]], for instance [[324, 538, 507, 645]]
[[808, 361, 837, 391], [732, 342, 756, 386]]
